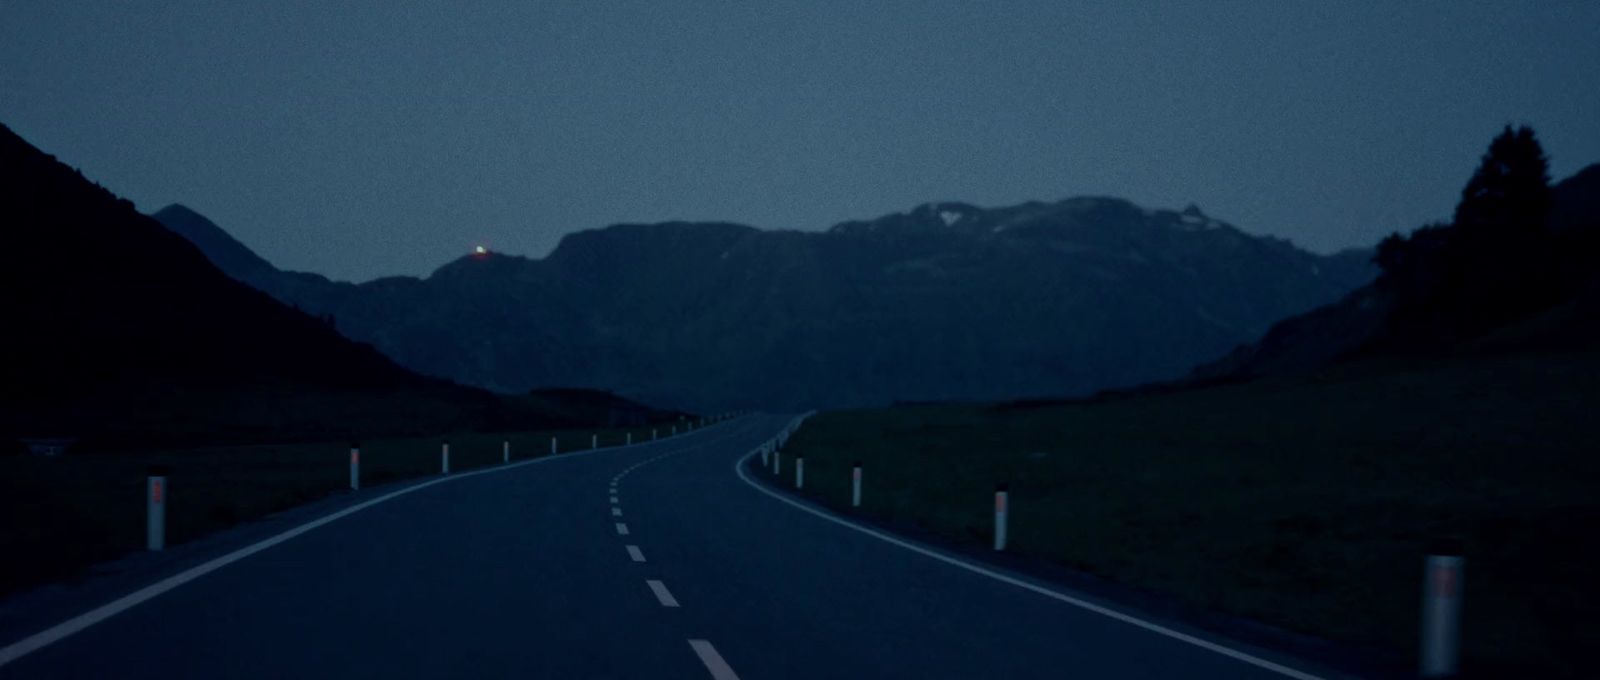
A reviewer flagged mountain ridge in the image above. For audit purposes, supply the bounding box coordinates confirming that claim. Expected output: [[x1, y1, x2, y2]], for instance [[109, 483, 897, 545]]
[[158, 193, 1376, 410]]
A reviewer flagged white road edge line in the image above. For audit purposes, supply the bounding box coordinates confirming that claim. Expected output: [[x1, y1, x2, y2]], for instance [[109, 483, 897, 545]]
[[646, 579, 680, 608], [688, 639, 740, 680], [733, 443, 1333, 680], [626, 545, 646, 562], [0, 419, 756, 670]]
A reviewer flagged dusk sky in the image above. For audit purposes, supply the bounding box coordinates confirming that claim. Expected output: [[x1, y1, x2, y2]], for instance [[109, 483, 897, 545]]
[[4, 1, 1597, 282]]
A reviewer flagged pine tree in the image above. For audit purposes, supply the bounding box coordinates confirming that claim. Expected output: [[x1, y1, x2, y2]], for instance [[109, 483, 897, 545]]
[[1376, 126, 1563, 343], [1453, 125, 1551, 235]]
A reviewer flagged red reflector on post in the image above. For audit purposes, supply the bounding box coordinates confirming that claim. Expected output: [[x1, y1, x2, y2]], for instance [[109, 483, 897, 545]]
[[1435, 564, 1457, 598], [152, 479, 164, 504]]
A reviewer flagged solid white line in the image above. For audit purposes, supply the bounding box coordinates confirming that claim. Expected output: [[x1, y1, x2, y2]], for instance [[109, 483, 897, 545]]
[[626, 545, 646, 562], [0, 433, 689, 670], [612, 507, 623, 517], [732, 441, 1331, 680], [646, 580, 680, 608], [688, 639, 740, 679], [616, 523, 630, 536]]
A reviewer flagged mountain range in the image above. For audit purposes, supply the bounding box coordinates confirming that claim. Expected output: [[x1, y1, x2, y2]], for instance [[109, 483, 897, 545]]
[[157, 197, 1376, 411]]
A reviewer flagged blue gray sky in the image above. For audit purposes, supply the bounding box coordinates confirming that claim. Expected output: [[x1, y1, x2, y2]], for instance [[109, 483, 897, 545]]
[[3, 2, 1597, 282]]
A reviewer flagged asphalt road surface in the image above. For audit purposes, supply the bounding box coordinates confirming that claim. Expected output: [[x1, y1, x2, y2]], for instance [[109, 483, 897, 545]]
[[0, 414, 1345, 679]]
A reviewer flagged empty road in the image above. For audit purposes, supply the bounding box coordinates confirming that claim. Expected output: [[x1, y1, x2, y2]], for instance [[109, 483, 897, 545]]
[[0, 415, 1343, 679]]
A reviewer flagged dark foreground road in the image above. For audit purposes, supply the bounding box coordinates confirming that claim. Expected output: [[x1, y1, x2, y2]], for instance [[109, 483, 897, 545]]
[[0, 415, 1347, 679]]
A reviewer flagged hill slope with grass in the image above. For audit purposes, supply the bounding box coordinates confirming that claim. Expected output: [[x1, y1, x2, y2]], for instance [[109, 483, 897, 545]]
[[783, 350, 1599, 678]]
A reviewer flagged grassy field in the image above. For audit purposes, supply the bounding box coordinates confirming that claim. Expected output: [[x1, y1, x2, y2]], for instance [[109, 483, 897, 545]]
[[0, 421, 692, 599], [781, 352, 1599, 678]]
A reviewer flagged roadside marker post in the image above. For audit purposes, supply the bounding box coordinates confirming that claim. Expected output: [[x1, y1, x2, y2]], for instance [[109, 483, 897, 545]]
[[350, 444, 361, 491], [1420, 550, 1465, 678], [146, 470, 167, 552], [652, 428, 657, 440], [795, 456, 805, 490], [773, 451, 781, 475], [592, 434, 598, 449], [503, 440, 510, 464], [672, 426, 677, 436], [760, 445, 769, 467], [626, 432, 632, 446], [441, 441, 450, 474], [851, 463, 862, 507], [993, 485, 1009, 552], [550, 437, 558, 455]]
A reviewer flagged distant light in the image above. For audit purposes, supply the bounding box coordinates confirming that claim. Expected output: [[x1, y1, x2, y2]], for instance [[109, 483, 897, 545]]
[[475, 246, 487, 255]]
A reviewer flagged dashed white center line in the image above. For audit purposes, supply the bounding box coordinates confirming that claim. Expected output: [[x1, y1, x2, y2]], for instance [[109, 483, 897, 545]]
[[612, 507, 623, 517], [615, 523, 630, 536], [610, 496, 619, 504], [688, 640, 739, 679], [646, 580, 679, 608], [626, 545, 646, 562]]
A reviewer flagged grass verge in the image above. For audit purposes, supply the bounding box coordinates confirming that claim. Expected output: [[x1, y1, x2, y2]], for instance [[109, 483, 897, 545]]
[[781, 352, 1599, 679]]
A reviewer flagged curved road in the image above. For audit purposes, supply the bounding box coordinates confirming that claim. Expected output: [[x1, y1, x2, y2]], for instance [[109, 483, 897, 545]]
[[0, 415, 1345, 679]]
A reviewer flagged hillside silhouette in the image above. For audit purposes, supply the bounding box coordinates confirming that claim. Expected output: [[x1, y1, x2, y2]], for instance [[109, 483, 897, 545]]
[[1196, 127, 1600, 379], [0, 124, 668, 449]]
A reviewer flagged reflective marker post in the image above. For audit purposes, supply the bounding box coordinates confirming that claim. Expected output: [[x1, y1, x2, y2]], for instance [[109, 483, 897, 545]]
[[626, 432, 632, 446], [441, 441, 450, 474], [350, 443, 361, 491], [551, 437, 557, 455], [146, 469, 167, 552], [851, 463, 863, 507], [592, 434, 598, 449], [773, 451, 781, 476], [795, 456, 805, 490], [760, 444, 769, 468], [652, 428, 657, 441], [993, 485, 1009, 552], [1421, 550, 1466, 678], [503, 440, 510, 464]]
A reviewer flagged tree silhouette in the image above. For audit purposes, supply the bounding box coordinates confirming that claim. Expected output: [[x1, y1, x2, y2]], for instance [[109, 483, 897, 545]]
[[1454, 125, 1552, 236], [1374, 126, 1564, 342]]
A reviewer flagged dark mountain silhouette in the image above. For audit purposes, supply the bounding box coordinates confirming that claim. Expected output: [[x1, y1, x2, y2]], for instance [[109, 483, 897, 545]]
[[0, 124, 669, 448], [1195, 130, 1600, 380], [158, 197, 1375, 411]]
